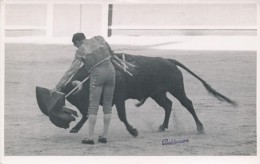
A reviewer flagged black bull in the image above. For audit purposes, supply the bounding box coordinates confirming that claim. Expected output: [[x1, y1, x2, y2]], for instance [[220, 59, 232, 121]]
[[61, 53, 236, 136]]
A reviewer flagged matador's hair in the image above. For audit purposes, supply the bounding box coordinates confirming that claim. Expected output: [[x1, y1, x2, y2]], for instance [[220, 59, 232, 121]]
[[72, 33, 86, 43]]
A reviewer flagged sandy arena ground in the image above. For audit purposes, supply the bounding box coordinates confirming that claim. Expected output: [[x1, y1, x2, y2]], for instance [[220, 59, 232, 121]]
[[4, 42, 256, 156]]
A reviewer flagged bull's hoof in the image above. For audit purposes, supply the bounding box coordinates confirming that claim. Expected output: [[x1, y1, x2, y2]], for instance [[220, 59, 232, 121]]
[[70, 128, 79, 133], [129, 128, 139, 137], [197, 126, 204, 134], [158, 125, 166, 132]]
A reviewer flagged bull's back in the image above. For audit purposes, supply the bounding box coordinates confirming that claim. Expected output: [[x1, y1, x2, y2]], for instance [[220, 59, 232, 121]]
[[114, 54, 183, 100]]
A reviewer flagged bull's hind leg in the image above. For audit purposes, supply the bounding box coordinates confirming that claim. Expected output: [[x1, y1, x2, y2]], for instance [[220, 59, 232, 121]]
[[151, 93, 172, 132], [115, 101, 138, 137], [169, 86, 204, 134]]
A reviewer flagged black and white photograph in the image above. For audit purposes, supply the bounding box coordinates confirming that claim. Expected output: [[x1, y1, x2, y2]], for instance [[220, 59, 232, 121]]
[[0, 0, 259, 164]]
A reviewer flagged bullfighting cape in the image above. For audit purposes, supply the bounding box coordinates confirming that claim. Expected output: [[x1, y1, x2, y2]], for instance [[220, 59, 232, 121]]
[[36, 86, 78, 129]]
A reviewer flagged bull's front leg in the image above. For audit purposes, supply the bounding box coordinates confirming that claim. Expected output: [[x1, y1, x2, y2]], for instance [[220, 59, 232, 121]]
[[115, 101, 138, 137], [70, 115, 88, 133]]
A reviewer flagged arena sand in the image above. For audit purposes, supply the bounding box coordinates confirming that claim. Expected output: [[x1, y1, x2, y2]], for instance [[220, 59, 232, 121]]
[[4, 44, 256, 156]]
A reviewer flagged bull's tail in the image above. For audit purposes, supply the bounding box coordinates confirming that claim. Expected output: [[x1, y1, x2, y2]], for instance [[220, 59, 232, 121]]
[[169, 59, 237, 106]]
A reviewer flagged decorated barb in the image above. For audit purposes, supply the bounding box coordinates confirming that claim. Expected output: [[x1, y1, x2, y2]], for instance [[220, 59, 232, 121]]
[[110, 54, 135, 76]]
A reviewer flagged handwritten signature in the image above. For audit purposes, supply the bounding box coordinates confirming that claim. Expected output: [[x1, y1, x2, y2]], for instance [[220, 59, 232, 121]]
[[162, 138, 189, 145]]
